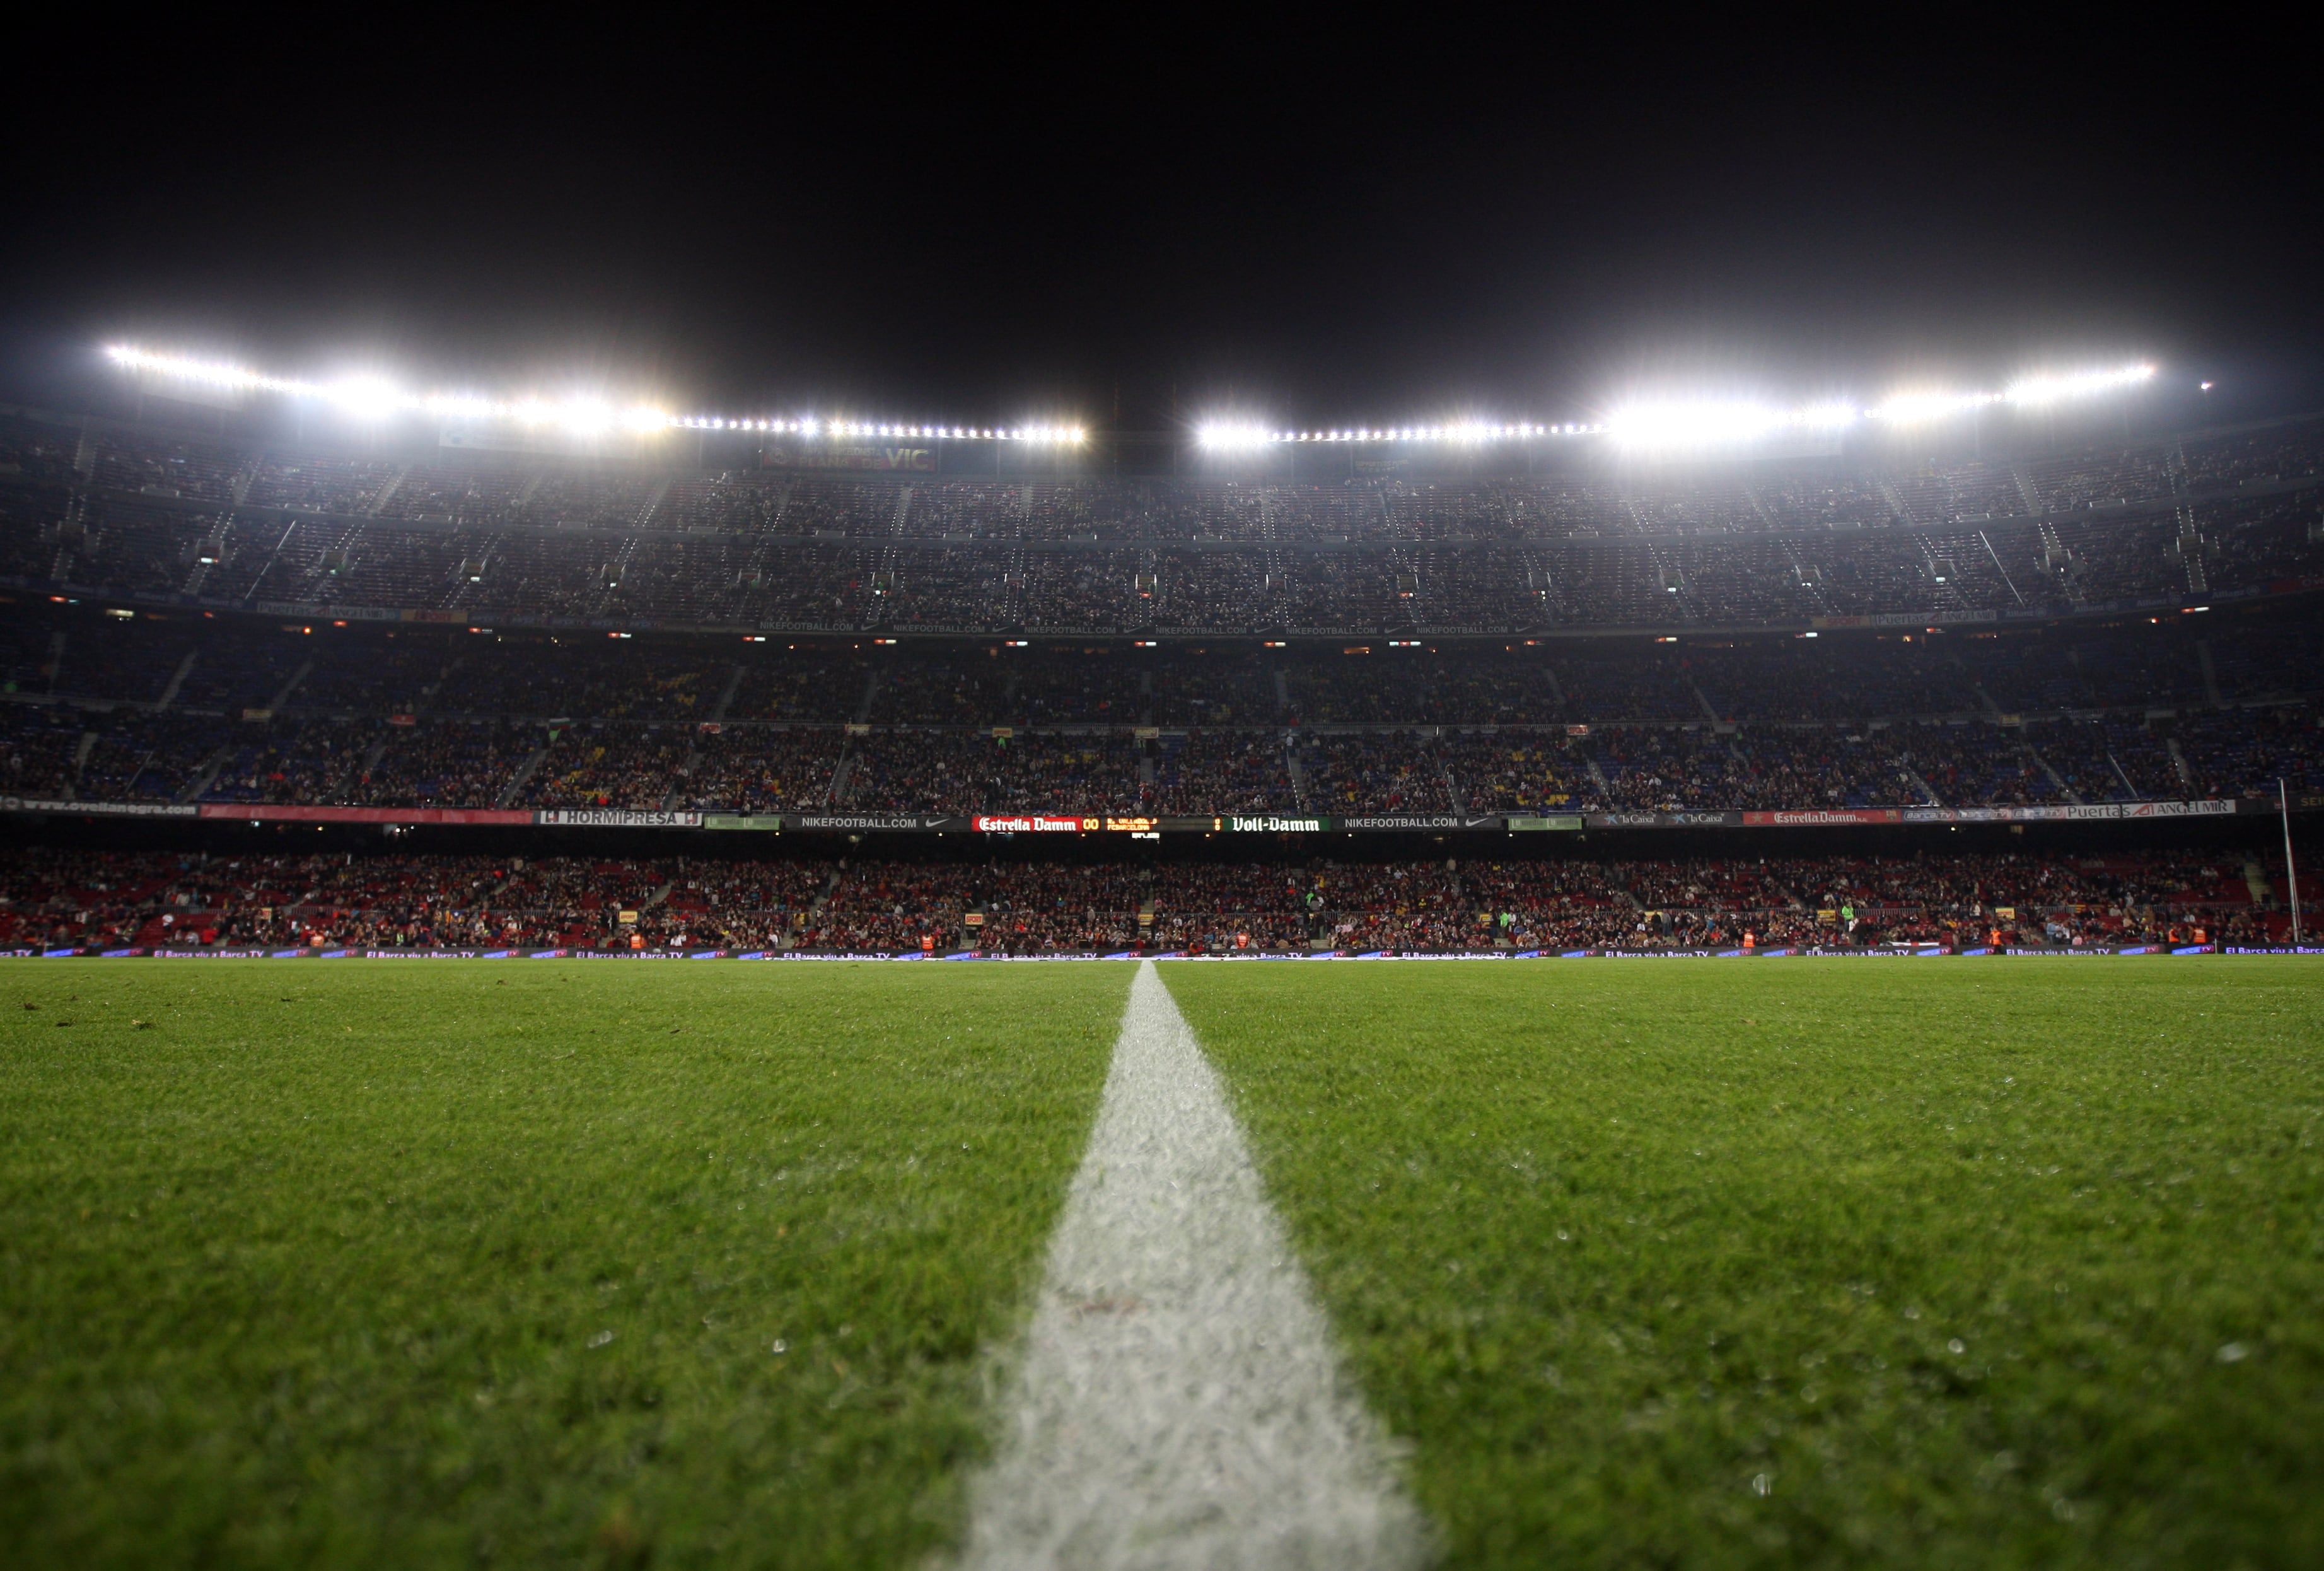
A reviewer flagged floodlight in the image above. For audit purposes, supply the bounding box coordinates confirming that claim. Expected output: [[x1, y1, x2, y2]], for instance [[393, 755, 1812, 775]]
[[1197, 421, 1270, 450], [326, 378, 400, 420], [1869, 363, 2153, 424], [1606, 402, 1781, 449], [2004, 363, 2155, 407], [424, 394, 499, 420], [557, 400, 613, 435], [1795, 403, 1861, 430], [1867, 390, 1994, 424], [107, 346, 282, 394]]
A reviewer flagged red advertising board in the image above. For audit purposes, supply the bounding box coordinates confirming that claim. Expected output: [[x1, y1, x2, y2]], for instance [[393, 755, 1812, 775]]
[[1740, 808, 1904, 827]]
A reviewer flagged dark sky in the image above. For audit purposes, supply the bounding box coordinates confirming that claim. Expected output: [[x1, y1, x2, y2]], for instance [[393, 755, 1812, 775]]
[[6, 20, 2318, 431]]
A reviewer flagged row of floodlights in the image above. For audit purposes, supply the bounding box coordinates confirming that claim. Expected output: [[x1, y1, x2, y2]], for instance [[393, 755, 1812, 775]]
[[103, 348, 1086, 444], [107, 345, 2154, 452], [1198, 365, 2159, 451], [671, 416, 1085, 442], [1196, 421, 1595, 449]]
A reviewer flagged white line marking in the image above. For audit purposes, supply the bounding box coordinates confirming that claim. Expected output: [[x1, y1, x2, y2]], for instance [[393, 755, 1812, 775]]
[[962, 960, 1429, 1570]]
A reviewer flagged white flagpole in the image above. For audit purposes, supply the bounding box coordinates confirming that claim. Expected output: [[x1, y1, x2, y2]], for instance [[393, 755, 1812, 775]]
[[2284, 778, 2303, 946]]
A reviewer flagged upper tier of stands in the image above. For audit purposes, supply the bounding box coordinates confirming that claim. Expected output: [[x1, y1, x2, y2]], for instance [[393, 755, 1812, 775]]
[[4, 411, 2320, 635]]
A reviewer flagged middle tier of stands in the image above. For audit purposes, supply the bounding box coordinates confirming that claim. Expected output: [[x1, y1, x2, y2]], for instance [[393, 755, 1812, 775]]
[[3, 606, 2320, 814]]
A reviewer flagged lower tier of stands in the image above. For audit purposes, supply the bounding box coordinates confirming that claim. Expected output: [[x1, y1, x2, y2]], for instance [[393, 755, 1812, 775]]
[[0, 847, 2296, 955]]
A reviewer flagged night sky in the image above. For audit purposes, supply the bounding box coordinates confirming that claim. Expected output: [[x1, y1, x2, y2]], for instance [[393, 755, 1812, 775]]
[[6, 21, 2318, 430]]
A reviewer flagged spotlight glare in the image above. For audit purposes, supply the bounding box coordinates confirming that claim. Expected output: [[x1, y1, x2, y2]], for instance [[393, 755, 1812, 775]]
[[1871, 390, 1994, 424], [1795, 402, 1861, 430], [100, 341, 2160, 455], [1607, 402, 1780, 449], [2004, 363, 2156, 407], [327, 377, 401, 420], [1197, 421, 1270, 450]]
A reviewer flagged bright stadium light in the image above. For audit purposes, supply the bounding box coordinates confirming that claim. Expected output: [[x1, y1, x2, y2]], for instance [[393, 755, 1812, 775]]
[[557, 399, 615, 436], [1867, 389, 1997, 424], [1197, 421, 1271, 450], [1607, 399, 1867, 450], [1796, 402, 1861, 430], [1607, 402, 1781, 448], [2002, 363, 2156, 407], [1868, 362, 2154, 423], [1272, 419, 1594, 443], [421, 394, 500, 420], [105, 345, 298, 395], [104, 339, 2156, 450], [102, 344, 1090, 444], [325, 377, 402, 421]]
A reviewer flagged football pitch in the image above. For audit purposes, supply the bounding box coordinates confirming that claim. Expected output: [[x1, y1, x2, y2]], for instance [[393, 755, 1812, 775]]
[[4, 958, 2321, 1568]]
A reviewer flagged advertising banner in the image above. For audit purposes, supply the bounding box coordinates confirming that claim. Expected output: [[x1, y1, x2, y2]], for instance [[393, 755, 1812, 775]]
[[532, 809, 705, 828], [196, 803, 534, 825], [17, 798, 2298, 836], [3, 798, 197, 818], [1333, 815, 1504, 831], [793, 814, 963, 831], [1900, 800, 2240, 825]]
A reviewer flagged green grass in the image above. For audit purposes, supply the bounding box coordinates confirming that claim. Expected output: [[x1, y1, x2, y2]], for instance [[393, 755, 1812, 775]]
[[0, 960, 1130, 1569], [1164, 957, 2324, 1570], [13, 957, 2323, 1570]]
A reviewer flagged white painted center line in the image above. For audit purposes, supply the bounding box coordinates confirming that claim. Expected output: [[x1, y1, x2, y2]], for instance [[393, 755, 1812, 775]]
[[961, 960, 1428, 1571]]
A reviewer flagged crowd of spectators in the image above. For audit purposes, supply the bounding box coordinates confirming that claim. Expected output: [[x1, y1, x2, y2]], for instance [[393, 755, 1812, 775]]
[[0, 845, 2290, 954], [1147, 731, 1299, 814], [18, 493, 2321, 631], [1298, 734, 1454, 814], [4, 584, 2321, 815], [839, 730, 1147, 814], [347, 720, 526, 807], [2177, 705, 2324, 797], [681, 728, 845, 812], [8, 695, 2320, 821], [1438, 733, 1591, 811], [16, 411, 2324, 634], [521, 724, 694, 810], [2181, 422, 2324, 490]]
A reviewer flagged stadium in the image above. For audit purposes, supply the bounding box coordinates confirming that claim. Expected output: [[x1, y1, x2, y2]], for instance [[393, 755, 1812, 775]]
[[7, 27, 2324, 1564], [3, 365, 2318, 957], [6, 355, 2320, 1567]]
